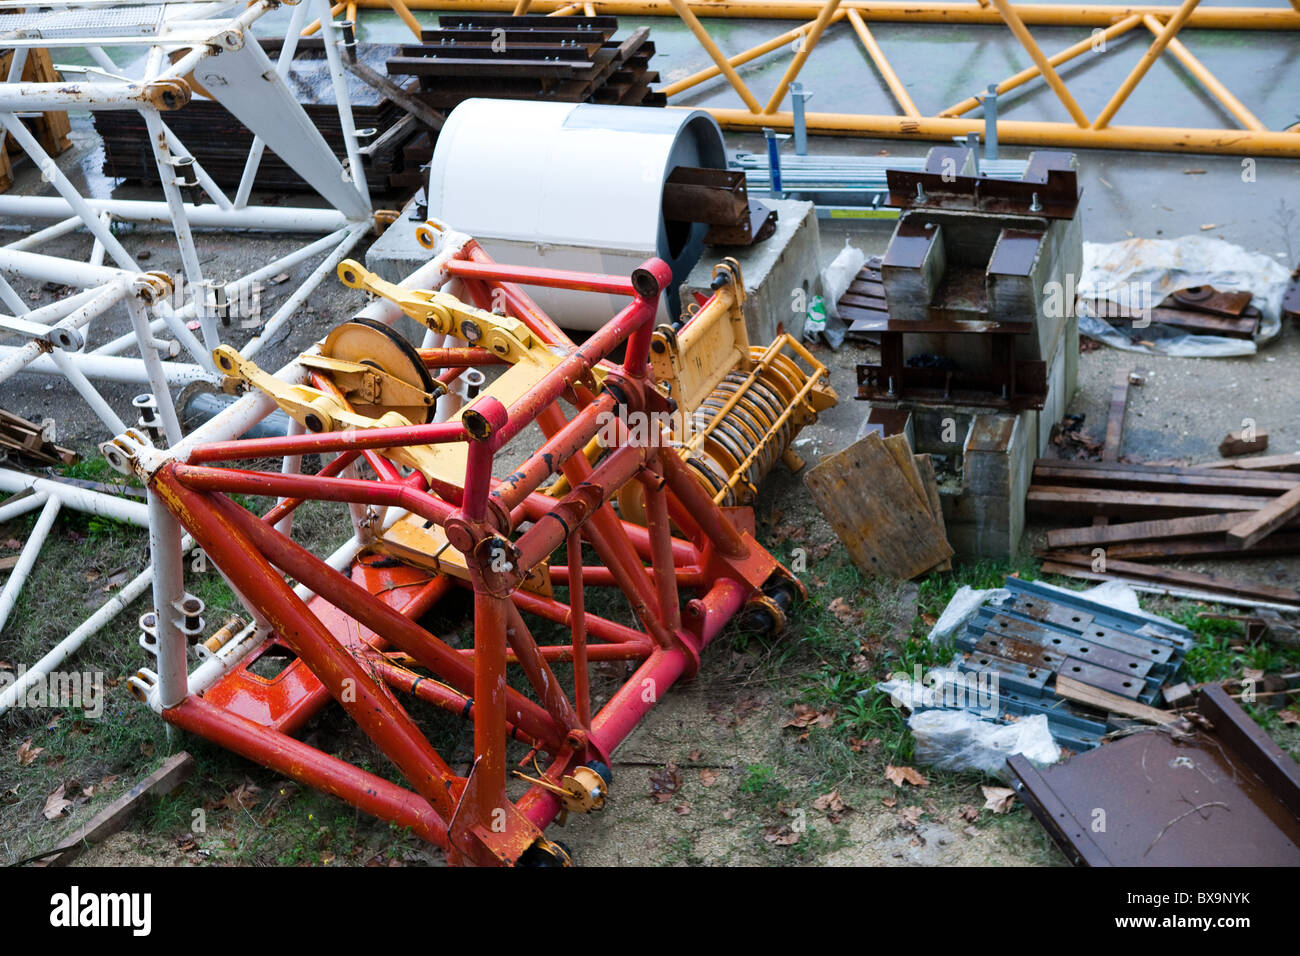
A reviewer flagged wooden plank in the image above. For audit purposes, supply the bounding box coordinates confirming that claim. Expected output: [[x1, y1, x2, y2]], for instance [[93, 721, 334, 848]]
[[1028, 486, 1270, 518], [346, 60, 445, 130], [1037, 457, 1300, 481], [1043, 552, 1300, 605], [1091, 532, 1300, 561], [1054, 674, 1180, 726], [1046, 511, 1255, 548], [1033, 462, 1299, 494], [1220, 428, 1269, 458], [1101, 366, 1131, 463], [914, 453, 952, 573], [1227, 485, 1300, 550], [1195, 452, 1300, 472], [35, 753, 194, 867], [804, 433, 953, 580]]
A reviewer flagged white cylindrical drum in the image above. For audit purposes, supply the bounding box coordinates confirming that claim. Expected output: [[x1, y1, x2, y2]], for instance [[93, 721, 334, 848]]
[[427, 99, 727, 330]]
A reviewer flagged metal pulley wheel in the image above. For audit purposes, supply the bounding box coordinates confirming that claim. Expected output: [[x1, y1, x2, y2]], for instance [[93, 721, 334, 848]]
[[320, 318, 438, 424]]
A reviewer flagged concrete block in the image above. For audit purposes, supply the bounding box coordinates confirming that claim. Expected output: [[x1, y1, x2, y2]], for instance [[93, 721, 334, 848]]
[[944, 520, 1017, 561], [680, 198, 821, 345], [881, 217, 945, 322]]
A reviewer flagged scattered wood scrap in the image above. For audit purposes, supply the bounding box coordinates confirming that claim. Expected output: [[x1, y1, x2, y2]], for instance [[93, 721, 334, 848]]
[[1194, 452, 1300, 472], [805, 433, 952, 580], [29, 753, 193, 867], [1035, 453, 1300, 607], [1220, 427, 1269, 458], [0, 47, 73, 194], [0, 407, 77, 467]]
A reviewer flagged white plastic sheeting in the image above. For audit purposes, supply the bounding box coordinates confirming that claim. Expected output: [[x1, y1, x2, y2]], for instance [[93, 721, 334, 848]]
[[1076, 235, 1292, 357]]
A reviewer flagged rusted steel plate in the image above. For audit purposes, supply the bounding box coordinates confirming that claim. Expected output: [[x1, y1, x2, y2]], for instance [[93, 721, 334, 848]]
[[1058, 656, 1144, 698], [975, 613, 1155, 680], [1010, 686, 1300, 866]]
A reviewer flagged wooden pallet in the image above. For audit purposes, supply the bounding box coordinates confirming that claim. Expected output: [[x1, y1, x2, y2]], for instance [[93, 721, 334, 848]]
[[0, 46, 73, 193]]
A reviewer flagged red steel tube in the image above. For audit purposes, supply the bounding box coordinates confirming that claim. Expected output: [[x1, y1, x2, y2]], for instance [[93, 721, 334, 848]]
[[448, 258, 638, 297], [503, 602, 581, 734], [509, 587, 654, 647], [188, 419, 468, 463], [494, 297, 656, 448], [259, 450, 358, 527], [173, 463, 457, 528], [203, 486, 562, 750], [493, 391, 616, 512], [512, 441, 648, 574], [568, 527, 591, 727], [516, 578, 745, 831], [549, 563, 708, 590], [164, 694, 450, 849], [417, 346, 505, 366], [461, 241, 571, 348], [153, 466, 463, 819]]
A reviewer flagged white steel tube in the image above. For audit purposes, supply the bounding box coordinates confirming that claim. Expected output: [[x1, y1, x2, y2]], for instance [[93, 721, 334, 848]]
[[2, 216, 82, 250], [141, 108, 218, 355], [0, 247, 126, 287], [124, 295, 184, 445], [0, 489, 48, 524], [0, 561, 153, 715], [0, 280, 131, 384], [48, 350, 130, 435], [239, 222, 369, 358], [0, 113, 141, 271], [0, 347, 214, 386], [0, 196, 352, 231], [316, 0, 371, 204], [0, 495, 61, 634], [0, 470, 150, 524], [147, 489, 189, 709], [0, 82, 184, 111]]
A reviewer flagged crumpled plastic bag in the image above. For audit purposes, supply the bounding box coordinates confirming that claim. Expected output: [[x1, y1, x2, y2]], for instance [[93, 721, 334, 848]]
[[926, 585, 1011, 646], [909, 710, 1061, 782], [820, 239, 868, 321], [1075, 235, 1290, 357]]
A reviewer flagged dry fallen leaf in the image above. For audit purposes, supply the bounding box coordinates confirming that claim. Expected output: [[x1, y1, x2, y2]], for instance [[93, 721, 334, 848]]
[[215, 781, 262, 811], [43, 784, 72, 820], [784, 703, 835, 731], [813, 789, 850, 822], [17, 739, 43, 766], [764, 826, 800, 846], [687, 749, 703, 762], [649, 763, 681, 803], [885, 764, 929, 788], [898, 805, 924, 828], [698, 768, 719, 787], [959, 804, 979, 823], [827, 597, 859, 626], [982, 785, 1016, 814], [812, 790, 846, 813], [880, 796, 897, 808], [1279, 709, 1300, 725], [1200, 223, 1218, 231], [673, 802, 691, 816]]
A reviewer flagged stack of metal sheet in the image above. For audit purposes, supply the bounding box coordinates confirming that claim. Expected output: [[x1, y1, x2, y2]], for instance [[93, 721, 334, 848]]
[[947, 577, 1194, 752]]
